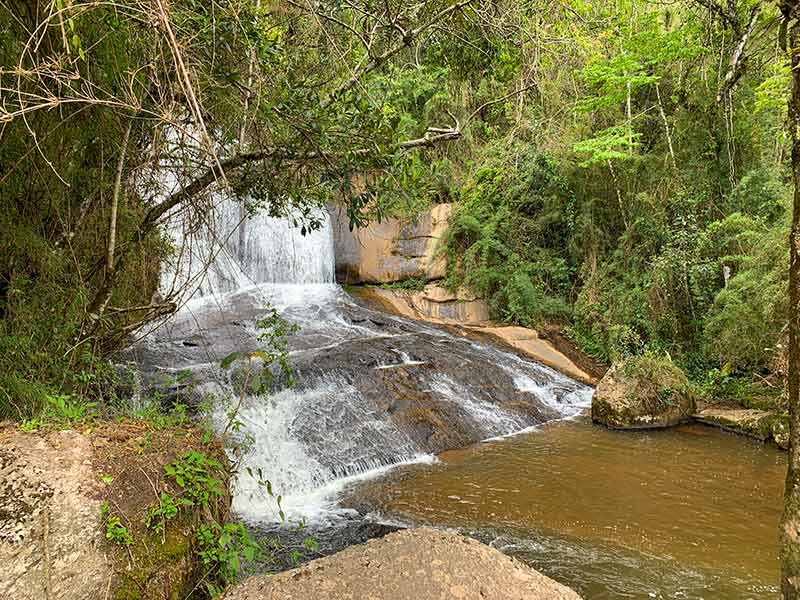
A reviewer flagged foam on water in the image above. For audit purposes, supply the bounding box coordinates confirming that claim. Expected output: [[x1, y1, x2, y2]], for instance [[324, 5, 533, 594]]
[[160, 198, 335, 301], [209, 374, 439, 523]]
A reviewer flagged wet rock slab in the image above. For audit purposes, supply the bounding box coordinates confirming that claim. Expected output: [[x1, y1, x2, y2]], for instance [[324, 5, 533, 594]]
[[223, 527, 583, 600], [126, 286, 589, 483], [694, 407, 789, 449]]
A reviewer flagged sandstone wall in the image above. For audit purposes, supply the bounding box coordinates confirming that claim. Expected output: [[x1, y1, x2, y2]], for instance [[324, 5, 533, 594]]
[[363, 284, 491, 325], [329, 203, 451, 284]]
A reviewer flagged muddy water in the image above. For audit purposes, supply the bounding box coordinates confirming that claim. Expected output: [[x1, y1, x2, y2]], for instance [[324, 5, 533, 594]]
[[348, 417, 786, 599]]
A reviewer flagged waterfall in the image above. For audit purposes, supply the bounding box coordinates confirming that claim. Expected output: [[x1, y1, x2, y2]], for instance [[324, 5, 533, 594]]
[[138, 203, 593, 526], [159, 196, 335, 301]]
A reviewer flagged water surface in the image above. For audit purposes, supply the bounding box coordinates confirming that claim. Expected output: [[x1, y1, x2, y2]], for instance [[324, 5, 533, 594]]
[[349, 417, 786, 599]]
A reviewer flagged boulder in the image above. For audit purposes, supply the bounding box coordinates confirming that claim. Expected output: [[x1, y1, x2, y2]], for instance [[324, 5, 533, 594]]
[[592, 356, 696, 429], [330, 204, 451, 284], [223, 527, 583, 600], [694, 407, 789, 449]]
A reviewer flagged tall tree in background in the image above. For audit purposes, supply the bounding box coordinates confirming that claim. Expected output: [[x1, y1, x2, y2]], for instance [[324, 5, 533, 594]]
[[781, 0, 800, 596]]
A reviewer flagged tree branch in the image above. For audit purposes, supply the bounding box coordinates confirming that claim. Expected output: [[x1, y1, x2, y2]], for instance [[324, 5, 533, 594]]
[[320, 0, 477, 110], [716, 6, 761, 103], [692, 0, 742, 32]]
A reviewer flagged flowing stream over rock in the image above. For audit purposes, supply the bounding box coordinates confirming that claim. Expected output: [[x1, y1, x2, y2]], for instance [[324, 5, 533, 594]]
[[130, 200, 592, 525], [127, 199, 785, 599]]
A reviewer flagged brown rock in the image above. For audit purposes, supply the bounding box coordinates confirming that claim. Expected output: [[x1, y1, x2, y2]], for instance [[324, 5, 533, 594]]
[[694, 407, 789, 449], [592, 357, 696, 429], [330, 204, 451, 284], [475, 326, 595, 385], [223, 528, 582, 600], [363, 284, 491, 325], [352, 287, 594, 384]]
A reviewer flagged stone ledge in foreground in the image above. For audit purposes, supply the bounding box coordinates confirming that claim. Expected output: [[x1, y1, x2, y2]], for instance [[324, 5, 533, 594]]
[[224, 527, 583, 600]]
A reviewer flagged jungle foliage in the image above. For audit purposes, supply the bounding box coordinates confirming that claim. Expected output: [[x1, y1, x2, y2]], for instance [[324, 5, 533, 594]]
[[433, 0, 790, 400], [0, 0, 792, 416]]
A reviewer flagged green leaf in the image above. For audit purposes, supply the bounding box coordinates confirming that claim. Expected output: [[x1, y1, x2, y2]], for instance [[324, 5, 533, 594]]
[[220, 352, 242, 369]]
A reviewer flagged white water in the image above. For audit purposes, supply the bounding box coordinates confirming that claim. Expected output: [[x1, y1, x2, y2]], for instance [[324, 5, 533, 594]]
[[160, 196, 335, 300], [223, 375, 433, 523], [153, 202, 592, 525]]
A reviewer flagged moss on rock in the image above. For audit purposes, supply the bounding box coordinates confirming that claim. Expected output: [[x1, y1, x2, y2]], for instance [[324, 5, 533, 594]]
[[693, 407, 789, 449], [592, 355, 696, 429], [92, 420, 231, 600]]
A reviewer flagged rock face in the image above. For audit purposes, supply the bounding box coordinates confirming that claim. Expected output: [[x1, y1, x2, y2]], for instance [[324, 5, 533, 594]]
[[0, 428, 108, 600], [223, 527, 583, 600], [592, 357, 696, 429], [353, 287, 595, 384], [475, 326, 596, 385], [330, 204, 451, 284], [694, 407, 789, 449], [361, 284, 491, 324]]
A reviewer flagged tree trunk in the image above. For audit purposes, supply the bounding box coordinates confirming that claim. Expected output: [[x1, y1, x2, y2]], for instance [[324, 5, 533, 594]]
[[781, 4, 800, 597], [84, 122, 132, 330], [655, 83, 677, 169]]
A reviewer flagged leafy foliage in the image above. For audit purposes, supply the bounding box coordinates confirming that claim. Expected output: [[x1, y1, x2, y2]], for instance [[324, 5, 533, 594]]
[[101, 502, 134, 547], [444, 144, 574, 326]]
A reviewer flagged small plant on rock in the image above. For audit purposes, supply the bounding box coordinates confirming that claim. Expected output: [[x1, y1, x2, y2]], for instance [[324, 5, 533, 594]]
[[196, 522, 261, 589], [164, 450, 225, 506], [45, 393, 96, 423], [100, 502, 133, 547]]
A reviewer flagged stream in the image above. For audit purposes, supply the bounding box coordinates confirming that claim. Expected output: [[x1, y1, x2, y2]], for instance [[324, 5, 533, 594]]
[[130, 201, 785, 599], [345, 417, 785, 599]]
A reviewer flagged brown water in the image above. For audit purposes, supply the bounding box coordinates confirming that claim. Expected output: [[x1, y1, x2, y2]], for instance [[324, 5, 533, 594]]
[[348, 417, 786, 599]]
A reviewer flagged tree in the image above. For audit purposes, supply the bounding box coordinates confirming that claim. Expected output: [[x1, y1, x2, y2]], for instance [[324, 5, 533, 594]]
[[780, 1, 800, 596]]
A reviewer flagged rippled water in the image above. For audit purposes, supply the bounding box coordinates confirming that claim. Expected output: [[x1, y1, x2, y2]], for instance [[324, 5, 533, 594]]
[[348, 417, 786, 599]]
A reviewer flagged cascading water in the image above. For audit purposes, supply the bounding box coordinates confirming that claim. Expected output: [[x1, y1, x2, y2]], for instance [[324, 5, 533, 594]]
[[133, 199, 593, 527], [159, 195, 335, 299]]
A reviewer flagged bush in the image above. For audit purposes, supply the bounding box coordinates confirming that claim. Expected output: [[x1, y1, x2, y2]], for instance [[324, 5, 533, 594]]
[[443, 144, 574, 326], [702, 224, 789, 371]]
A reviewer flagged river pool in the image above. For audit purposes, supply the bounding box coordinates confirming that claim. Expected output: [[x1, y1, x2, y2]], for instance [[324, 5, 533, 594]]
[[347, 417, 786, 599]]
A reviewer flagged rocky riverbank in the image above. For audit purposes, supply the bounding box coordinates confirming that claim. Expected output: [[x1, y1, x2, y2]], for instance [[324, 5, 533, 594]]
[[0, 420, 230, 600], [223, 528, 583, 600], [351, 285, 601, 386], [590, 356, 789, 449]]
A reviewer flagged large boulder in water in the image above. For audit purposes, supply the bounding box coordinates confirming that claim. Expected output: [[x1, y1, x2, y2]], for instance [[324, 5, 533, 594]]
[[592, 356, 696, 429], [223, 527, 583, 600]]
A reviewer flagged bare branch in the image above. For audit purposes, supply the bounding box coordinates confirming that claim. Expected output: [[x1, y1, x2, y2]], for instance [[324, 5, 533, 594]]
[[716, 6, 761, 103], [321, 0, 477, 109]]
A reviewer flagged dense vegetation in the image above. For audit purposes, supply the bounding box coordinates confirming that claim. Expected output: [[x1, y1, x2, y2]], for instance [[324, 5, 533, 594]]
[[429, 0, 791, 405]]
